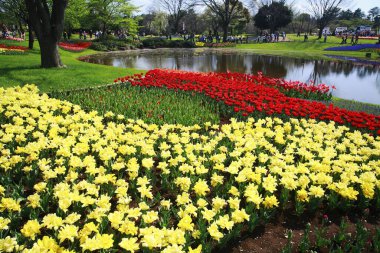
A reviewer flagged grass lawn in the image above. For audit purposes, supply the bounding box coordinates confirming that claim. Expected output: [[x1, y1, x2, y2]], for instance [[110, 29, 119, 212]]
[[0, 39, 143, 92], [237, 34, 380, 60]]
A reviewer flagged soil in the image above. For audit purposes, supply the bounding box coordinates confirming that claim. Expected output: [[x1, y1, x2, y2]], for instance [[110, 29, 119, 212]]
[[221, 210, 379, 253]]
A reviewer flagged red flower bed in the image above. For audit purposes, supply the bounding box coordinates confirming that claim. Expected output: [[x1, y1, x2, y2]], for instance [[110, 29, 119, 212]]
[[0, 44, 28, 51], [115, 69, 380, 134], [201, 71, 333, 101], [58, 42, 92, 52]]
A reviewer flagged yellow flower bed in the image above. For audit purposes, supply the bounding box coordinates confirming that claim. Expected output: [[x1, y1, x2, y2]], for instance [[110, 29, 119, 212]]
[[195, 42, 205, 47], [0, 48, 26, 55], [0, 85, 379, 252]]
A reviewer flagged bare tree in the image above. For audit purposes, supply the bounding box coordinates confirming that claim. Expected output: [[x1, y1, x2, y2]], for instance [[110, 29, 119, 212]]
[[306, 0, 346, 39], [25, 0, 68, 68], [159, 0, 194, 34], [201, 0, 242, 42]]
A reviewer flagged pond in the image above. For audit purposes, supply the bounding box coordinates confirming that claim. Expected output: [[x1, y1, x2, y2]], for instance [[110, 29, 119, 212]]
[[80, 48, 380, 105]]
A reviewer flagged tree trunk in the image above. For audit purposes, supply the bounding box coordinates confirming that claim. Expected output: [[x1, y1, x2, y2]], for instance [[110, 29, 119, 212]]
[[28, 29, 34, 49], [39, 37, 62, 68], [318, 26, 323, 39], [28, 22, 34, 50], [24, 0, 68, 68], [317, 21, 326, 39], [18, 21, 25, 35], [222, 23, 228, 42]]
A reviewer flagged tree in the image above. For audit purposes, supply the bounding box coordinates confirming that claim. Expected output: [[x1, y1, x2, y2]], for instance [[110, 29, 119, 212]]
[[230, 1, 250, 35], [151, 11, 169, 35], [352, 8, 365, 19], [181, 9, 200, 33], [368, 7, 380, 21], [202, 8, 221, 35], [0, 0, 35, 49], [138, 13, 155, 35], [159, 0, 194, 34], [339, 9, 353, 20], [253, 1, 293, 33], [201, 0, 241, 42], [374, 15, 380, 30], [306, 0, 346, 38], [64, 0, 87, 34], [25, 0, 68, 68], [87, 0, 138, 36], [289, 13, 314, 34]]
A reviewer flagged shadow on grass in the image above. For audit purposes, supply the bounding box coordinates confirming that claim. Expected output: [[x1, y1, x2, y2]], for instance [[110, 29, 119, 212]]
[[0, 64, 44, 86]]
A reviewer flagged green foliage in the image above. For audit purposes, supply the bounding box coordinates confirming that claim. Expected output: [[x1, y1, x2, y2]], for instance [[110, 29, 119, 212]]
[[281, 218, 379, 253], [151, 12, 169, 35], [64, 0, 88, 30], [0, 0, 27, 25], [253, 1, 293, 33], [50, 85, 220, 126], [330, 18, 372, 32], [141, 38, 195, 48], [87, 0, 139, 35], [90, 38, 140, 51]]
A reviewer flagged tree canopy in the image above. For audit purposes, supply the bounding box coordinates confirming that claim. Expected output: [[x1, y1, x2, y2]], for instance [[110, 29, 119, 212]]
[[87, 0, 139, 35], [253, 1, 293, 33]]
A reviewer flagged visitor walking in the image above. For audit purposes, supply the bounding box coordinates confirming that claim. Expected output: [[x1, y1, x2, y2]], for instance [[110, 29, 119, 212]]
[[323, 32, 327, 43]]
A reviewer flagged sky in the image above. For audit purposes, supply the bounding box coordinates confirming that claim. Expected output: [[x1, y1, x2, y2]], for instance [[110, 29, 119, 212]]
[[130, 0, 380, 15]]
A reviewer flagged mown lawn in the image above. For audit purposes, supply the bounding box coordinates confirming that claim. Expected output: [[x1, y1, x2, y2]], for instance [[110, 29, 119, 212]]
[[237, 34, 379, 60], [0, 39, 143, 92]]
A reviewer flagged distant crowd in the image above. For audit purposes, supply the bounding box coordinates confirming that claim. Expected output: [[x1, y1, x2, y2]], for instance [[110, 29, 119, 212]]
[[1, 29, 25, 40], [255, 31, 286, 43]]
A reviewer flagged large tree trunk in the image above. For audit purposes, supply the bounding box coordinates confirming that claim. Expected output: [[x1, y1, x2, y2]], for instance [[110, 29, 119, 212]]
[[25, 0, 67, 68], [39, 37, 62, 68]]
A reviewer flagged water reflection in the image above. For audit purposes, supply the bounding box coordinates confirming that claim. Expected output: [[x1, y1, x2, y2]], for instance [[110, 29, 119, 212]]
[[81, 49, 380, 105]]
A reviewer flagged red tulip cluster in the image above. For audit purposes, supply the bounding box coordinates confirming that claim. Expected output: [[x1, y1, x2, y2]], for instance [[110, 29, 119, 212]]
[[58, 42, 92, 52], [0, 44, 28, 51], [115, 69, 380, 134]]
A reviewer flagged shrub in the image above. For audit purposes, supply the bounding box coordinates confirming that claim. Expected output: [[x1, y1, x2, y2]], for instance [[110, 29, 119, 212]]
[[142, 38, 195, 48], [90, 38, 140, 51]]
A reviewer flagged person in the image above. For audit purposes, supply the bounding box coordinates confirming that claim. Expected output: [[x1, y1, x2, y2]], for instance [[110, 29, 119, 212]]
[[63, 31, 67, 41], [304, 33, 308, 42], [323, 32, 327, 43], [89, 30, 93, 39], [354, 33, 359, 45], [83, 31, 87, 40], [351, 34, 355, 44]]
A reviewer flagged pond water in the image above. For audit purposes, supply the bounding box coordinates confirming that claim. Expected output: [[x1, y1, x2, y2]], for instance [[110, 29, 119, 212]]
[[80, 48, 380, 105]]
